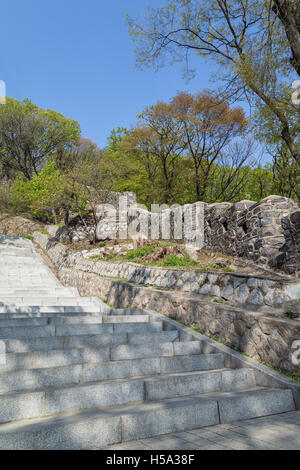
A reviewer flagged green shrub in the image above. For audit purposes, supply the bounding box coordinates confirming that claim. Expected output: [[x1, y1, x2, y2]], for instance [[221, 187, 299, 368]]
[[160, 254, 197, 268], [125, 245, 155, 262], [105, 253, 117, 261], [90, 255, 101, 260]]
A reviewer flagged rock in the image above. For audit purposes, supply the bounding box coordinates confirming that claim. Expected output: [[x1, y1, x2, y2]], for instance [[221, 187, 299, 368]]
[[211, 285, 221, 297], [208, 274, 218, 284], [200, 284, 211, 295], [264, 289, 286, 306], [235, 284, 250, 304], [247, 278, 258, 288], [284, 284, 300, 301], [191, 282, 200, 293], [183, 282, 192, 292], [233, 277, 246, 288], [221, 285, 234, 301], [247, 289, 264, 306], [258, 279, 276, 294]]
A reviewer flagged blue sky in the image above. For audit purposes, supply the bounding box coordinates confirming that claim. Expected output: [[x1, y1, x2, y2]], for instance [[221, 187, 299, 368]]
[[0, 0, 221, 148]]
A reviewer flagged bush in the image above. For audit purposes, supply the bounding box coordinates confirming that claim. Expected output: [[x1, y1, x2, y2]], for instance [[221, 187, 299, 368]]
[[160, 254, 197, 268], [125, 245, 155, 262]]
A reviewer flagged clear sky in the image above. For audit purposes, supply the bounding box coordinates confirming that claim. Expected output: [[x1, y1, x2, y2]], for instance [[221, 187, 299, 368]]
[[0, 0, 221, 148]]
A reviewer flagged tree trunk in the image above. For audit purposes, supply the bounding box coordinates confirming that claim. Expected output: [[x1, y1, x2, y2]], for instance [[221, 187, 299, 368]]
[[273, 0, 300, 77]]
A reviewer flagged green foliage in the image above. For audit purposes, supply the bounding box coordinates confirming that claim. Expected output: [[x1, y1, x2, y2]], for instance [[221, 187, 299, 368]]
[[159, 254, 197, 268], [127, 0, 300, 167], [0, 97, 80, 180], [105, 253, 118, 261], [125, 245, 156, 262], [106, 127, 128, 152], [9, 162, 87, 221], [198, 263, 218, 272]]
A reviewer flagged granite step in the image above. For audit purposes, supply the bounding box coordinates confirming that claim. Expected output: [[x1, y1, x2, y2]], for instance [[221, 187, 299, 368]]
[[0, 324, 166, 353], [0, 353, 225, 393], [0, 388, 294, 449], [0, 320, 166, 340], [0, 368, 258, 422]]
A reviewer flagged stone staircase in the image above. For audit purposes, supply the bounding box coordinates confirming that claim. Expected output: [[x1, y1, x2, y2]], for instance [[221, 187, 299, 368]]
[[0, 235, 295, 449]]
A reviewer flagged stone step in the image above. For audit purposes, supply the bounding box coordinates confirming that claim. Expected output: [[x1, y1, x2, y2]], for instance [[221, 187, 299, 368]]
[[0, 388, 294, 450], [0, 306, 102, 314], [111, 341, 201, 360], [0, 288, 76, 295], [0, 368, 257, 422], [1, 339, 200, 369], [1, 326, 170, 353], [0, 319, 162, 340], [0, 317, 103, 328], [0, 299, 100, 307], [0, 354, 225, 393], [0, 315, 154, 328], [0, 311, 102, 319], [144, 369, 256, 400], [0, 367, 293, 429]]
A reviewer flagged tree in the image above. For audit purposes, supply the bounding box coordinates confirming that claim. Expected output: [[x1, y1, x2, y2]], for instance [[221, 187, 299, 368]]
[[127, 0, 300, 167], [53, 138, 102, 173], [66, 158, 121, 244], [132, 101, 185, 203], [170, 91, 248, 199], [272, 144, 300, 202], [272, 0, 300, 76], [9, 162, 81, 222], [106, 127, 128, 152], [0, 98, 80, 180], [123, 126, 162, 204]]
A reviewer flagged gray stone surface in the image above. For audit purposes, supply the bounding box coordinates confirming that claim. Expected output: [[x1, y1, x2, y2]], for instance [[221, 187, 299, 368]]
[[33, 232, 300, 308], [0, 234, 297, 449]]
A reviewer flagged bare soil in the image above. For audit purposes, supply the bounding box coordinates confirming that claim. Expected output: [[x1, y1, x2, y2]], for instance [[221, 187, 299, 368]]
[[0, 215, 44, 237]]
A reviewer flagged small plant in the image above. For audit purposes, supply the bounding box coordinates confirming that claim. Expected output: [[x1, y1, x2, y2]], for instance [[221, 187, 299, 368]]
[[90, 255, 102, 260], [226, 264, 234, 272], [286, 310, 294, 319], [38, 229, 48, 235], [198, 263, 218, 272], [97, 296, 115, 308], [160, 254, 197, 268], [21, 236, 33, 240], [105, 253, 117, 261], [125, 245, 155, 262]]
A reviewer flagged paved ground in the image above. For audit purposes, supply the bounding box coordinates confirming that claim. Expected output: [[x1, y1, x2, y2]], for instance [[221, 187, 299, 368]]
[[103, 411, 300, 450]]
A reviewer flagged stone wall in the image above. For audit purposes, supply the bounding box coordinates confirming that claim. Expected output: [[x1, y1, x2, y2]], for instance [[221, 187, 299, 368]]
[[47, 193, 300, 276], [34, 231, 300, 374], [204, 196, 300, 276], [271, 210, 300, 275], [33, 232, 300, 308], [58, 267, 300, 374]]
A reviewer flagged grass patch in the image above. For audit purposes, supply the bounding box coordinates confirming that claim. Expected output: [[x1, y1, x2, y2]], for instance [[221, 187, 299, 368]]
[[125, 245, 156, 263], [21, 236, 33, 240], [96, 296, 115, 308], [198, 263, 218, 272], [38, 229, 48, 235], [89, 255, 102, 260], [159, 254, 197, 268], [226, 265, 234, 272], [106, 253, 118, 261]]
